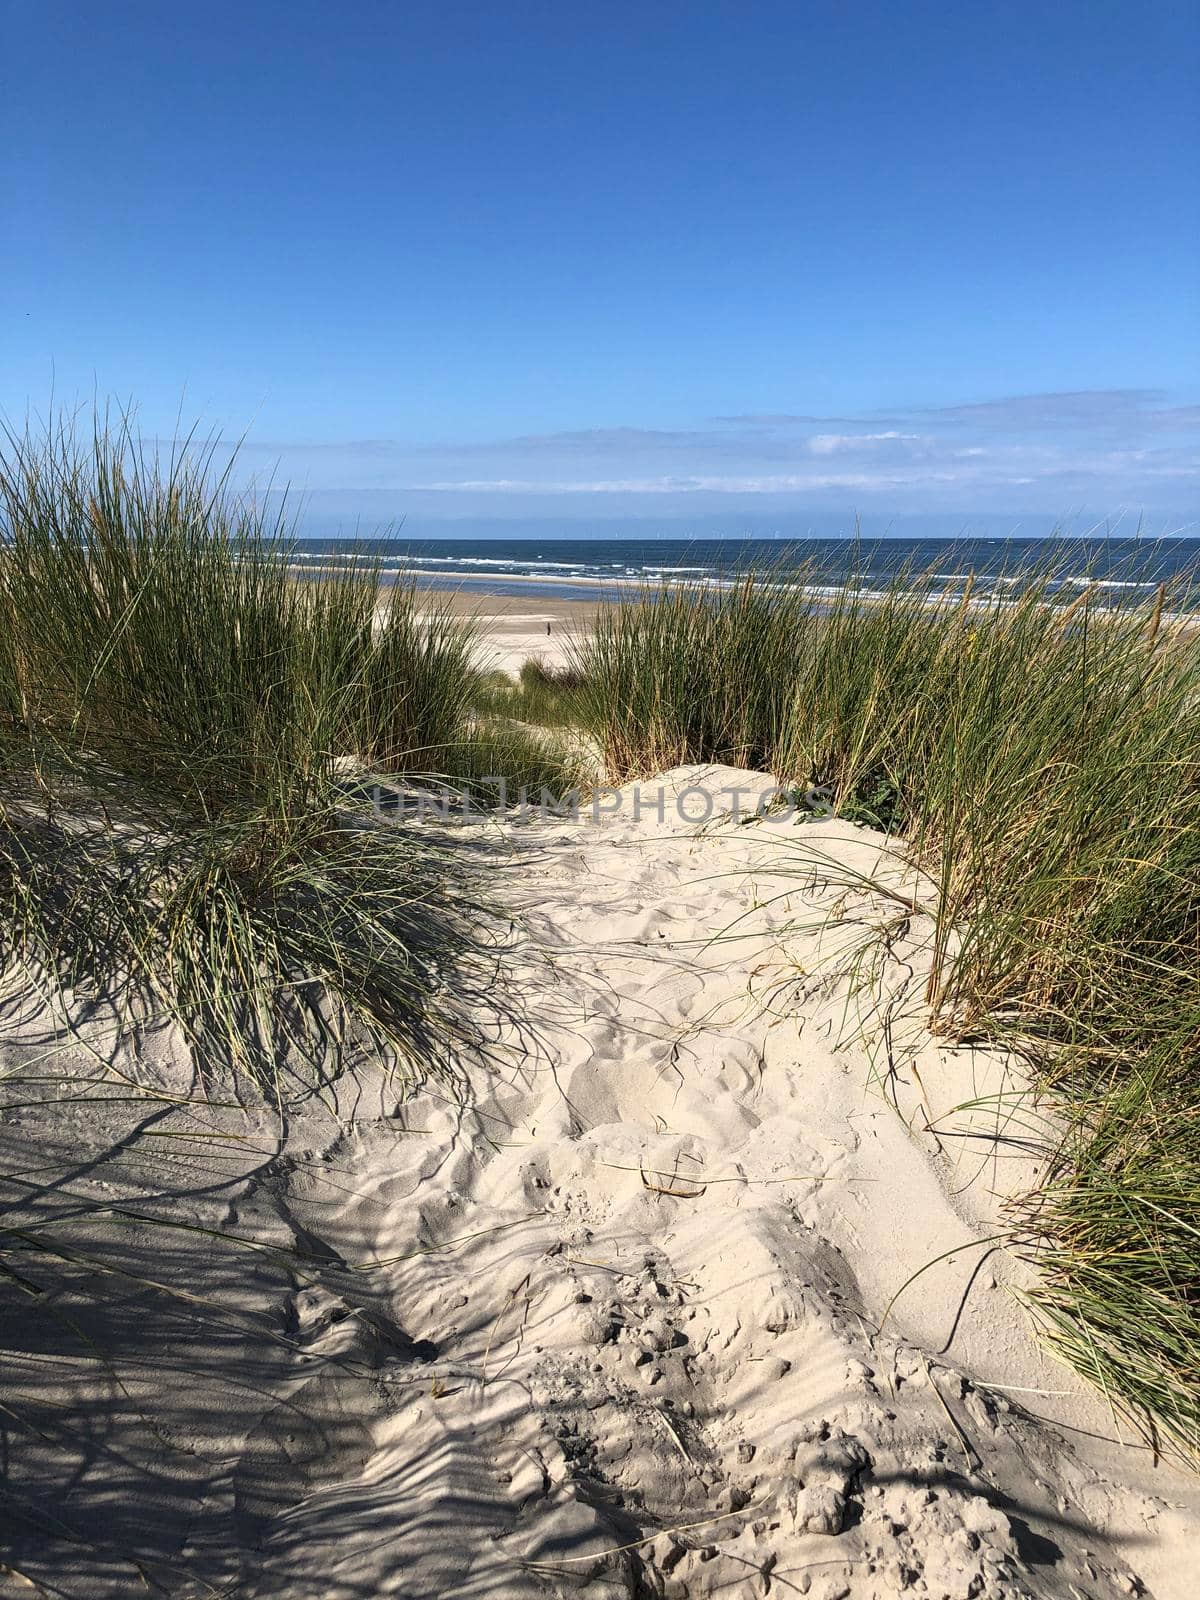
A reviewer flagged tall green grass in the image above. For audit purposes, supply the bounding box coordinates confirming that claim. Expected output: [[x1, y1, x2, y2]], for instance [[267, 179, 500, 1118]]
[[574, 577, 799, 777], [471, 656, 589, 728], [0, 414, 483, 814], [0, 415, 574, 1090], [576, 564, 1200, 1459]]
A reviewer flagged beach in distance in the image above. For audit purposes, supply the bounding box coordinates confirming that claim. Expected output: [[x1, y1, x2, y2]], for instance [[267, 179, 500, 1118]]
[[413, 586, 598, 673]]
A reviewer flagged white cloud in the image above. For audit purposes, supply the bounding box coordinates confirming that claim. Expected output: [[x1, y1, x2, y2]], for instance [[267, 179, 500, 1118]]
[[411, 469, 976, 495], [199, 387, 1200, 512], [806, 431, 925, 456]]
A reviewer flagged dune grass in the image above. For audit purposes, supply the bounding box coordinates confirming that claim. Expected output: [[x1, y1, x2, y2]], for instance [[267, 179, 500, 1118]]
[[0, 414, 488, 813], [470, 656, 590, 728], [575, 563, 1200, 1459], [0, 415, 577, 1092]]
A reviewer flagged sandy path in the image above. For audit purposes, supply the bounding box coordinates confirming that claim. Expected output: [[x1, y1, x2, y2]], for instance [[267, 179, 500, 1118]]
[[2, 767, 1196, 1598]]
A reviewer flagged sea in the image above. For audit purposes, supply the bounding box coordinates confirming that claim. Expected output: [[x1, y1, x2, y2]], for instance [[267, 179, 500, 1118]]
[[289, 534, 1200, 606]]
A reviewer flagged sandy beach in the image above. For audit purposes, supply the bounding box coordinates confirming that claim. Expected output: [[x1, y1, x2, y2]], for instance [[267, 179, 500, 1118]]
[[5, 766, 1197, 1598], [415, 586, 599, 674]]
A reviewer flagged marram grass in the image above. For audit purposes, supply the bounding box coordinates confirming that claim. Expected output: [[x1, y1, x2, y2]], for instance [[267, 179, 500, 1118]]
[[0, 414, 577, 1094], [470, 656, 589, 729], [575, 561, 1200, 1461]]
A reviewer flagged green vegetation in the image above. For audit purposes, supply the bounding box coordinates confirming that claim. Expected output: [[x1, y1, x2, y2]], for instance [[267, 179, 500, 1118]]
[[0, 415, 577, 1091], [575, 567, 1200, 1460], [471, 656, 589, 728], [462, 658, 591, 803]]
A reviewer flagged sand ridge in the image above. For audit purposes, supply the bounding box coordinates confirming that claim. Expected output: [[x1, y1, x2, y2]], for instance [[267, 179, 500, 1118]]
[[2, 766, 1196, 1598]]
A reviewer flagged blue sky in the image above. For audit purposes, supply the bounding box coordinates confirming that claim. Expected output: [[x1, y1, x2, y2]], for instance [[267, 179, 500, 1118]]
[[4, 0, 1198, 535]]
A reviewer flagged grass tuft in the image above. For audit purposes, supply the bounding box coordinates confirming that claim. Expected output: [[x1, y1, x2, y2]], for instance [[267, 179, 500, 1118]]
[[471, 655, 590, 728], [0, 412, 577, 1094]]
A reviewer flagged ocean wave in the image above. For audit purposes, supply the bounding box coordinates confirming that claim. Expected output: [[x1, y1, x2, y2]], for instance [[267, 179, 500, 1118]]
[[1059, 576, 1156, 590]]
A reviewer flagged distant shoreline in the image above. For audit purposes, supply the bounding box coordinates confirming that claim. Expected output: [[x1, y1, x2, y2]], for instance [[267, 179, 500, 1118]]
[[290, 564, 1194, 631], [292, 563, 663, 604]]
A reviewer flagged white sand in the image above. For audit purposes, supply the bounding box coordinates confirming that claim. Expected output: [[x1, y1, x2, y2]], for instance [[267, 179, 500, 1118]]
[[410, 593, 594, 677], [474, 616, 582, 676], [2, 767, 1197, 1598]]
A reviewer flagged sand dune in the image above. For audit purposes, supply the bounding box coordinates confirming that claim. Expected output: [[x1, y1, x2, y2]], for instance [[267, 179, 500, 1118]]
[[3, 767, 1197, 1598]]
